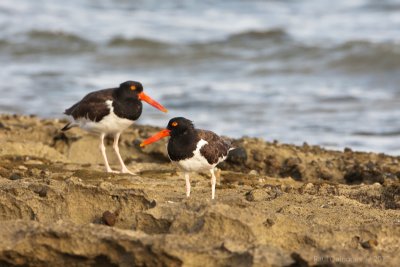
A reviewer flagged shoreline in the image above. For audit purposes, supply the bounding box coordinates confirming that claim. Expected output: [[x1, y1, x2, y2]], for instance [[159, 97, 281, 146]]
[[17, 113, 400, 156], [0, 114, 399, 266]]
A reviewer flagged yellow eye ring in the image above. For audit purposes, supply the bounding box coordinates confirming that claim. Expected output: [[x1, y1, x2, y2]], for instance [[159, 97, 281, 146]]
[[172, 122, 178, 127], [130, 85, 136, 90]]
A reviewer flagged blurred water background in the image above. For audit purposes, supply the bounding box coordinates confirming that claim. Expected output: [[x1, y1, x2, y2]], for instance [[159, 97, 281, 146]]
[[1, 0, 400, 154]]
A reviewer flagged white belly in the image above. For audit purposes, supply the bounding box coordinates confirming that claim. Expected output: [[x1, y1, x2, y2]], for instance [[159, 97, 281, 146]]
[[76, 100, 134, 134], [173, 139, 215, 172]]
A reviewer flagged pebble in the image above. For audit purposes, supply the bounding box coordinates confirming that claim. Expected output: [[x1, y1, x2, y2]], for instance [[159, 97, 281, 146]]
[[9, 173, 22, 180], [372, 182, 382, 188], [37, 187, 48, 198], [25, 160, 43, 165], [249, 170, 258, 175], [276, 207, 284, 213], [344, 147, 353, 153], [304, 183, 314, 191], [226, 147, 247, 163], [102, 211, 117, 226], [263, 218, 275, 227], [40, 170, 49, 178], [361, 239, 378, 249], [18, 165, 28, 170]]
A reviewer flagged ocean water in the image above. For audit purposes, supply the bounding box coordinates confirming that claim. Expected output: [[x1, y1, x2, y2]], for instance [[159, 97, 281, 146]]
[[1, 0, 400, 154]]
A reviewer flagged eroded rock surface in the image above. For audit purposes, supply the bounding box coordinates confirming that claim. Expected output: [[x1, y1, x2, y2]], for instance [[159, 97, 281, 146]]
[[0, 114, 399, 266]]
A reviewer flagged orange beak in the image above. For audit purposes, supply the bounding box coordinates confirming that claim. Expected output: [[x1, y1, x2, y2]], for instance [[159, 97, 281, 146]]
[[140, 129, 171, 147], [138, 92, 168, 113]]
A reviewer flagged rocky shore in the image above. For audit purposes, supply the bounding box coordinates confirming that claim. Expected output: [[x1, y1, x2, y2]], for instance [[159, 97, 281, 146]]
[[0, 114, 399, 266]]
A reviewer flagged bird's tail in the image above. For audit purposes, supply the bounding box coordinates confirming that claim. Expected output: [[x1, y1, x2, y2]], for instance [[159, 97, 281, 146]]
[[61, 122, 76, 132]]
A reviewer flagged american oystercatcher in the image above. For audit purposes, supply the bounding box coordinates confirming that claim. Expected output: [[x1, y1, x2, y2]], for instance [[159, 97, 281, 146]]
[[62, 81, 168, 174], [140, 117, 233, 199]]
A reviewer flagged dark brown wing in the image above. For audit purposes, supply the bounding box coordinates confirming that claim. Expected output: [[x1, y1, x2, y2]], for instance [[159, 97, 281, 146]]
[[198, 129, 232, 165], [65, 89, 114, 122]]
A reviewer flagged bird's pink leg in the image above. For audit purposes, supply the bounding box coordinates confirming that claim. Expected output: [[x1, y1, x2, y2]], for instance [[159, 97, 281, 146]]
[[210, 168, 216, 200], [99, 133, 117, 173], [113, 133, 134, 175], [184, 172, 191, 197]]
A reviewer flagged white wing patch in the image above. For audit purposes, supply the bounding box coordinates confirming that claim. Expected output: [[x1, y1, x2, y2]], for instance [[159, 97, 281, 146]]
[[176, 139, 214, 171]]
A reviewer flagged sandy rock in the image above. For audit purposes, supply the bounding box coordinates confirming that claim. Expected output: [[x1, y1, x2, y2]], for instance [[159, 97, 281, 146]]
[[0, 114, 399, 266]]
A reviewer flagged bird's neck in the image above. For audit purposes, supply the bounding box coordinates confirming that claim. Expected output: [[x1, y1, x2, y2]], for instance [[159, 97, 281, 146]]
[[111, 91, 142, 120], [172, 128, 197, 145], [168, 129, 199, 161]]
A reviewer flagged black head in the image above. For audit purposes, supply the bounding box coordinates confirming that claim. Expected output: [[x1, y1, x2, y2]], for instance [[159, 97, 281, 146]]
[[140, 117, 194, 147], [167, 117, 195, 137], [115, 81, 168, 113], [117, 81, 143, 98]]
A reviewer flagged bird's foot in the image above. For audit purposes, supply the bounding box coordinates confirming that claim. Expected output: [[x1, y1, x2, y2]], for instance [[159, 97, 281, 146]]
[[120, 168, 135, 175], [106, 168, 120, 174]]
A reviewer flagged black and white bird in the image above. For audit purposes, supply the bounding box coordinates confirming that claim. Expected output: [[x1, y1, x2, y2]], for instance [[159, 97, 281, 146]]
[[62, 81, 168, 174], [140, 117, 233, 199]]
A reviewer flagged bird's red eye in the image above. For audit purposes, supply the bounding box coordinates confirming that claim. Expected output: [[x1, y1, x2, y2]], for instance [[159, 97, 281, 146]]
[[130, 85, 136, 90], [172, 122, 178, 127]]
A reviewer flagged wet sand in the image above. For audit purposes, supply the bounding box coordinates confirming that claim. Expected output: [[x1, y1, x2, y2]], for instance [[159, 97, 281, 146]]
[[0, 114, 399, 266]]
